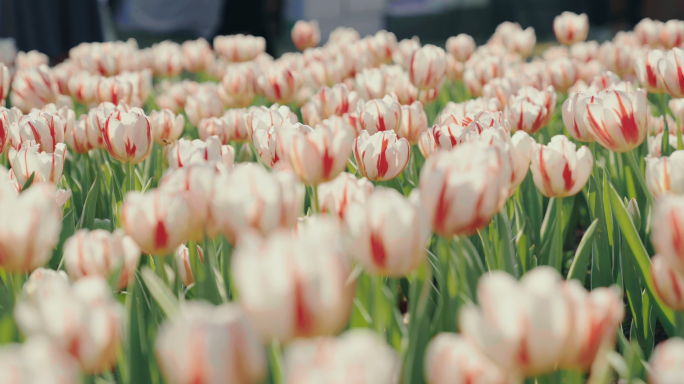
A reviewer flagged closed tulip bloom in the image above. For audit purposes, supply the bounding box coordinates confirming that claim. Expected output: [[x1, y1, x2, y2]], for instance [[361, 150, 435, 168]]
[[505, 27, 536, 59], [425, 333, 518, 384], [420, 141, 511, 236], [185, 89, 224, 127], [446, 55, 465, 82], [0, 63, 8, 106], [198, 117, 228, 144], [355, 67, 386, 100], [9, 141, 66, 187], [0, 337, 82, 383], [118, 70, 153, 107], [635, 18, 663, 47], [245, 104, 298, 140], [652, 195, 684, 266], [101, 109, 152, 163], [167, 136, 222, 169], [460, 267, 571, 377], [284, 329, 401, 384], [392, 37, 421, 68], [15, 51, 48, 69], [562, 92, 595, 142], [661, 20, 684, 49], [560, 281, 624, 370], [650, 254, 684, 313], [292, 20, 321, 51], [152, 41, 184, 77], [635, 49, 666, 93], [446, 34, 476, 62], [418, 130, 437, 158], [396, 101, 427, 144], [553, 12, 589, 45], [649, 337, 684, 384], [482, 78, 518, 108], [319, 83, 360, 117], [23, 267, 69, 300], [547, 58, 578, 93], [506, 95, 549, 134], [510, 131, 536, 193], [318, 114, 360, 138], [530, 135, 592, 198], [214, 34, 266, 62], [287, 122, 354, 185], [258, 64, 299, 104], [121, 189, 192, 255], [221, 108, 251, 142], [408, 45, 447, 91], [253, 121, 312, 168], [646, 152, 684, 197], [149, 109, 184, 145], [10, 66, 60, 113], [570, 41, 599, 63], [581, 88, 648, 152], [357, 95, 402, 135], [233, 217, 354, 342], [12, 110, 65, 153], [181, 38, 213, 73], [345, 188, 430, 276], [318, 172, 374, 220], [219, 64, 257, 108], [429, 123, 478, 152], [95, 77, 132, 106], [367, 30, 398, 65], [64, 229, 141, 290], [0, 184, 61, 272], [658, 48, 684, 98], [353, 130, 410, 181], [174, 243, 204, 287]]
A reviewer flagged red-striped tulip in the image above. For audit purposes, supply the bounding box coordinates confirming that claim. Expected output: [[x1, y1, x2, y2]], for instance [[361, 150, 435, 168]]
[[233, 217, 354, 342], [425, 334, 518, 384], [156, 302, 267, 384], [152, 41, 183, 77], [548, 58, 578, 92], [649, 337, 684, 384], [506, 94, 550, 134], [581, 88, 648, 152], [287, 122, 354, 185], [23, 267, 69, 300], [446, 34, 475, 62], [198, 117, 228, 144], [0, 183, 61, 272], [661, 20, 684, 49], [258, 64, 299, 104], [292, 20, 321, 51], [635, 18, 662, 47], [0, 63, 8, 106], [214, 34, 266, 62], [95, 77, 133, 105], [598, 41, 638, 77], [635, 49, 666, 93], [560, 281, 624, 370], [15, 50, 48, 69], [445, 55, 465, 82], [221, 144, 235, 168], [318, 172, 373, 220], [353, 130, 410, 181], [180, 38, 213, 73], [392, 37, 421, 69], [396, 101, 427, 144], [354, 67, 386, 101], [319, 83, 360, 118], [11, 110, 65, 153], [408, 45, 447, 91], [646, 151, 684, 197], [218, 63, 257, 108], [652, 195, 684, 267], [174, 243, 204, 287], [357, 95, 402, 135], [253, 121, 312, 168], [562, 91, 595, 142], [419, 141, 510, 236], [10, 65, 60, 113], [505, 27, 536, 59], [101, 109, 152, 163], [317, 114, 360, 138], [184, 87, 224, 127], [650, 132, 679, 158], [121, 189, 192, 255], [658, 48, 684, 98], [482, 77, 519, 108], [530, 135, 592, 198], [245, 105, 298, 140], [428, 123, 477, 152], [418, 129, 437, 158], [366, 30, 398, 65], [510, 131, 536, 193], [167, 137, 222, 169], [460, 267, 571, 376], [345, 188, 430, 276], [221, 108, 251, 142], [570, 41, 599, 62], [284, 329, 401, 384], [651, 254, 684, 311], [553, 12, 589, 45], [64, 229, 141, 290], [577, 60, 605, 83], [9, 141, 66, 186], [150, 109, 184, 145]]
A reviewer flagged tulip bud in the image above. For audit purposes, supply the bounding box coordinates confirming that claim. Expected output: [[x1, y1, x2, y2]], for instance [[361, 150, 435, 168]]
[[214, 34, 266, 63], [408, 45, 447, 91], [95, 77, 133, 105], [553, 12, 589, 45], [198, 117, 228, 144], [65, 115, 100, 154], [353, 130, 410, 181], [174, 243, 204, 287], [652, 195, 684, 266], [355, 67, 386, 100], [635, 49, 666, 94], [425, 333, 517, 384], [9, 141, 66, 187], [180, 38, 213, 73], [222, 108, 251, 143], [317, 172, 374, 220], [121, 189, 192, 255], [356, 95, 402, 135], [649, 337, 684, 384], [396, 101, 428, 144], [446, 33, 475, 62], [460, 267, 571, 376], [651, 254, 684, 311], [0, 63, 9, 106], [646, 151, 684, 198], [101, 109, 152, 164], [233, 217, 355, 342], [258, 64, 299, 104], [64, 229, 141, 290], [661, 20, 684, 49], [548, 58, 578, 93], [292, 20, 321, 51], [10, 65, 60, 113], [659, 48, 684, 98], [506, 87, 556, 134], [530, 135, 593, 198], [150, 109, 185, 145], [287, 122, 354, 185], [562, 92, 596, 142], [152, 41, 183, 77], [420, 141, 511, 236], [284, 329, 401, 384], [625, 198, 642, 232]]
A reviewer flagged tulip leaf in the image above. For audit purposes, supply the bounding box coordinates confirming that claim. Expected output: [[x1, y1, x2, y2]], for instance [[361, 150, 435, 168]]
[[125, 275, 153, 384], [78, 174, 100, 230], [20, 172, 35, 192], [495, 211, 520, 278], [202, 238, 225, 305], [607, 182, 676, 335], [140, 267, 179, 318], [51, 209, 76, 270], [567, 218, 598, 284]]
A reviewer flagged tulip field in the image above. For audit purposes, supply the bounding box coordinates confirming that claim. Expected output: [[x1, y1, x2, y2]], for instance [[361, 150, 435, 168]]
[[6, 10, 684, 383]]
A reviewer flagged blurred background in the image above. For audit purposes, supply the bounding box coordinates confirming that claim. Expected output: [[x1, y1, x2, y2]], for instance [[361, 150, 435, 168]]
[[1, 0, 683, 63]]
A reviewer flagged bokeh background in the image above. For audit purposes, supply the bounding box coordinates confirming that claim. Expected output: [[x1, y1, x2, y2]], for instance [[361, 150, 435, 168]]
[[1, 0, 683, 63]]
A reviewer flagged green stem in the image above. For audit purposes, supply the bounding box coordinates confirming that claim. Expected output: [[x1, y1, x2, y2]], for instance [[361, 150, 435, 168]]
[[127, 162, 136, 192], [553, 197, 564, 273], [626, 150, 654, 207], [153, 256, 168, 286], [269, 341, 285, 384], [310, 185, 319, 213], [372, 275, 387, 336]]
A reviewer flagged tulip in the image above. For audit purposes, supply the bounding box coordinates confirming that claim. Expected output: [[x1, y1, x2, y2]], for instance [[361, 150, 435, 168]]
[[408, 45, 447, 91], [180, 38, 213, 73], [11, 110, 65, 153], [0, 63, 8, 106], [366, 30, 398, 65], [445, 55, 465, 82], [598, 41, 637, 77], [396, 101, 427, 144], [185, 87, 224, 127], [353, 130, 410, 182], [221, 108, 251, 142], [9, 141, 66, 187], [345, 188, 430, 276], [209, 163, 302, 243], [510, 131, 536, 193], [221, 145, 235, 168], [149, 109, 184, 145], [506, 95, 549, 134], [64, 229, 141, 290], [547, 58, 578, 93], [649, 337, 684, 384], [218, 64, 257, 108], [645, 151, 684, 197], [101, 109, 152, 164], [23, 267, 69, 300], [16, 274, 124, 374], [258, 64, 299, 105], [658, 48, 684, 98], [651, 254, 684, 311], [418, 130, 437, 158], [318, 114, 360, 137], [428, 123, 477, 153], [581, 88, 649, 152], [570, 41, 599, 63], [152, 41, 183, 77], [635, 49, 666, 93], [553, 12, 589, 45], [635, 18, 663, 47], [661, 20, 684, 49], [460, 267, 571, 376], [287, 122, 354, 185], [10, 65, 60, 113], [424, 333, 518, 384], [318, 83, 360, 117], [118, 70, 152, 107], [577, 60, 605, 83], [354, 67, 385, 101], [482, 77, 518, 108], [587, 71, 621, 93], [198, 117, 228, 144], [292, 20, 321, 51], [245, 104, 298, 140], [357, 95, 402, 135], [652, 195, 684, 267], [156, 82, 189, 113], [174, 243, 204, 287], [530, 135, 592, 198], [392, 37, 421, 68], [560, 281, 624, 370], [649, 132, 678, 159], [446, 34, 475, 62], [0, 337, 83, 383], [15, 50, 49, 69], [420, 141, 511, 236], [317, 172, 374, 220], [253, 121, 312, 168], [505, 27, 536, 59], [95, 77, 133, 106], [284, 329, 401, 384], [214, 34, 266, 62], [233, 217, 354, 342], [562, 92, 596, 142], [166, 136, 222, 169]]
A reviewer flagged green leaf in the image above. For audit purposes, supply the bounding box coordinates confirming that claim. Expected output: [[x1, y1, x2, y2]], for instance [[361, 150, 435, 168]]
[[568, 219, 599, 284], [607, 182, 676, 335], [124, 276, 153, 384], [20, 172, 35, 192], [202, 238, 224, 305], [78, 174, 100, 230], [140, 267, 179, 318], [50, 209, 76, 270], [495, 211, 520, 278]]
